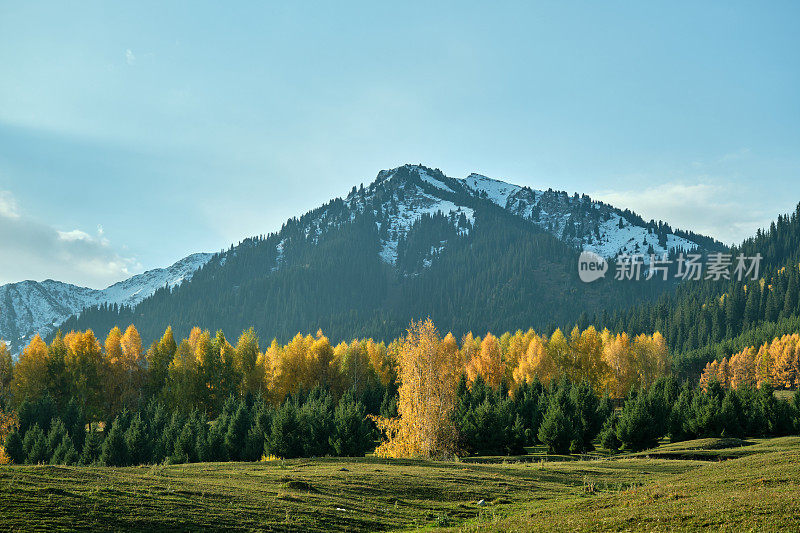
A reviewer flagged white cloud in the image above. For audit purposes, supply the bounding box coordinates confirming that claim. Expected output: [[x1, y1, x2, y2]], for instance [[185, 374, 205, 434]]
[[57, 229, 92, 242], [591, 180, 782, 246], [0, 190, 138, 288], [0, 191, 20, 219], [125, 48, 136, 66]]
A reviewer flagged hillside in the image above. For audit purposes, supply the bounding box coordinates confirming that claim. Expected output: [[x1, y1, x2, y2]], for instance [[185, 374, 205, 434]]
[[56, 164, 718, 347], [1, 437, 798, 531]]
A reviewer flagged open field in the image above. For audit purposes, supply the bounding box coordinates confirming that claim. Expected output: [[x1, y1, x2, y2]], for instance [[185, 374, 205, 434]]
[[1, 437, 799, 532]]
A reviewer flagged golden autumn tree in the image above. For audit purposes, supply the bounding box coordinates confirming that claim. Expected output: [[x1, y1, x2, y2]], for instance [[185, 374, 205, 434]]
[[465, 332, 503, 388], [755, 344, 774, 387], [373, 319, 459, 459], [335, 339, 380, 398], [729, 346, 757, 389], [167, 339, 199, 412], [573, 326, 608, 387], [235, 328, 264, 396], [512, 334, 556, 385], [366, 339, 396, 387], [103, 327, 125, 415], [0, 341, 13, 404], [699, 359, 720, 390], [307, 331, 338, 392], [63, 330, 105, 418], [119, 325, 145, 410], [631, 332, 669, 388], [11, 334, 49, 403], [146, 326, 177, 399], [600, 330, 634, 398], [0, 408, 17, 465], [546, 329, 572, 379]]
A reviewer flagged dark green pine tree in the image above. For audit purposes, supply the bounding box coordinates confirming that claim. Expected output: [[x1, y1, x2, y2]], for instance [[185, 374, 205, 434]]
[[100, 417, 129, 467], [46, 418, 68, 458], [224, 404, 250, 461], [330, 394, 373, 457], [267, 402, 304, 459], [23, 424, 49, 465], [80, 423, 105, 466], [537, 399, 575, 455], [50, 434, 78, 465], [124, 414, 151, 465], [4, 429, 25, 464]]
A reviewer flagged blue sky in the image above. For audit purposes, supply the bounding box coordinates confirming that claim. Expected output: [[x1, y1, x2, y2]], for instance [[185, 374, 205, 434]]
[[1, 1, 798, 287]]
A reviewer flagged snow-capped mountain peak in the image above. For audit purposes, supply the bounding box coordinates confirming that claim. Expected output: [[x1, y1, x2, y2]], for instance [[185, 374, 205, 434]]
[[0, 253, 212, 354], [288, 164, 711, 273]]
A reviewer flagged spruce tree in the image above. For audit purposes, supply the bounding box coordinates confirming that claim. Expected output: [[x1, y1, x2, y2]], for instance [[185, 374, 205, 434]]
[[100, 417, 129, 466], [46, 418, 68, 458], [616, 392, 660, 451], [23, 424, 48, 464], [330, 396, 373, 457], [124, 414, 151, 465], [267, 401, 304, 459], [599, 413, 620, 452], [80, 423, 104, 466], [537, 401, 575, 455], [4, 430, 24, 464], [224, 404, 250, 461], [51, 434, 78, 465]]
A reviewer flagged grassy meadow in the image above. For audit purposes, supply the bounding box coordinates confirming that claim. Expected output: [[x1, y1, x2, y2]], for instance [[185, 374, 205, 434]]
[[1, 436, 799, 532]]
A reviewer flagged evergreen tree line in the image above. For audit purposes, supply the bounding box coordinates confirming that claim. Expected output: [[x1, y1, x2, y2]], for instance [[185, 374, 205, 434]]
[[601, 378, 800, 452], [454, 376, 613, 456], [3, 387, 382, 466]]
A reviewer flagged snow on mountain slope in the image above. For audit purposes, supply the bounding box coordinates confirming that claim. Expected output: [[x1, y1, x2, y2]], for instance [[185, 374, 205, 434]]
[[461, 170, 702, 260], [346, 165, 473, 265], [0, 253, 212, 354], [265, 165, 710, 274]]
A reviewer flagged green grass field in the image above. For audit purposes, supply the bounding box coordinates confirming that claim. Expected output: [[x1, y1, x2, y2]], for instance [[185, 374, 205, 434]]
[[2, 437, 799, 532]]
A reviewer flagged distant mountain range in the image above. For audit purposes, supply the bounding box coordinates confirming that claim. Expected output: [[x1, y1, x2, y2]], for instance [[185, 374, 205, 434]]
[[0, 253, 211, 353], [2, 164, 723, 352]]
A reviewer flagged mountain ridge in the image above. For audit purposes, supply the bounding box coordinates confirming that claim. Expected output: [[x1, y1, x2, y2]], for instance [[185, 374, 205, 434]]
[[52, 164, 723, 349], [0, 253, 212, 353]]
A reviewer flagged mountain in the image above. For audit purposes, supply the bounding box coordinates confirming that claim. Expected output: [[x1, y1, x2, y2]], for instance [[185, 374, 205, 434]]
[[0, 253, 212, 354], [57, 164, 720, 348]]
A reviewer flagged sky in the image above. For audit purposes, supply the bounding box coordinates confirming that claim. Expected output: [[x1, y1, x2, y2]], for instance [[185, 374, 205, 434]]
[[0, 1, 798, 288]]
